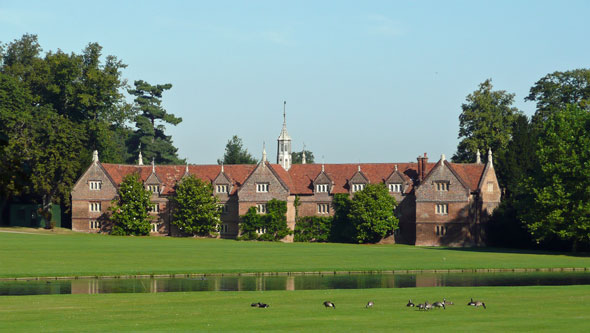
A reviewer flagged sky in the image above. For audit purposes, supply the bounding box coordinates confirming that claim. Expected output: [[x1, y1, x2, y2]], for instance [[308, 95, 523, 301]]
[[2, 0, 589, 165]]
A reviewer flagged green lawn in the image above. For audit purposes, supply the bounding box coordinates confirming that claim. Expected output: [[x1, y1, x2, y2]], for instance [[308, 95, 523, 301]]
[[0, 229, 588, 278], [1, 285, 588, 332]]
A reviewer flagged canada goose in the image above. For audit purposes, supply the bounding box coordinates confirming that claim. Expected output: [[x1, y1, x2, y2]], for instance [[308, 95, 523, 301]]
[[417, 303, 425, 311], [443, 298, 453, 306], [432, 301, 445, 309], [323, 301, 335, 309], [258, 303, 270, 308], [467, 298, 476, 306], [366, 301, 374, 308], [407, 300, 415, 307], [424, 301, 432, 310], [474, 301, 486, 309], [251, 302, 259, 307]]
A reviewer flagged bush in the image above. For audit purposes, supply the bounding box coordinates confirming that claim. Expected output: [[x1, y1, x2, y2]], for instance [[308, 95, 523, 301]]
[[239, 199, 291, 241], [294, 216, 332, 242]]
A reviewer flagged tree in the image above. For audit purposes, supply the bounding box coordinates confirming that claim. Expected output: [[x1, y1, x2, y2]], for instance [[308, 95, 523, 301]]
[[294, 216, 332, 242], [526, 69, 590, 125], [329, 193, 355, 243], [348, 183, 398, 243], [239, 199, 291, 241], [452, 79, 522, 165], [128, 80, 184, 165], [521, 105, 590, 252], [217, 135, 257, 165], [110, 173, 152, 236], [171, 175, 220, 236], [292, 150, 315, 164]]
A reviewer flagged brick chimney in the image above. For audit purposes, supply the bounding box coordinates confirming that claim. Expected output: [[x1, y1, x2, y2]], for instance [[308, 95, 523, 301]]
[[417, 152, 428, 181]]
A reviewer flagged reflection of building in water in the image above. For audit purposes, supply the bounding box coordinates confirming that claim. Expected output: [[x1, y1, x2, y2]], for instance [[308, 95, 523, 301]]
[[286, 276, 295, 291], [415, 274, 443, 288], [71, 279, 100, 294]]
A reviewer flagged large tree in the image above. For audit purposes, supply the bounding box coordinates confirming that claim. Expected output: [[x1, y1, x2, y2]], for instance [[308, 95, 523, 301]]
[[521, 105, 590, 252], [526, 69, 590, 125], [128, 80, 184, 165], [217, 135, 257, 165], [110, 173, 152, 236], [292, 149, 315, 164], [171, 175, 220, 236], [348, 183, 398, 243], [452, 79, 521, 165]]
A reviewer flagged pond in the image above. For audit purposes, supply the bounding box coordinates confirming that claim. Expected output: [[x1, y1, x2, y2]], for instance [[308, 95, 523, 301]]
[[2, 271, 590, 296]]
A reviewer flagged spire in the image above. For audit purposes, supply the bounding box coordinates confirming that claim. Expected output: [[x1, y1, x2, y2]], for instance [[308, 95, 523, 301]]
[[476, 149, 481, 164], [138, 144, 143, 166], [92, 150, 99, 164], [283, 100, 286, 125], [262, 142, 267, 164], [151, 158, 155, 173], [488, 148, 493, 165], [302, 143, 306, 164], [277, 101, 292, 170], [221, 162, 224, 173]]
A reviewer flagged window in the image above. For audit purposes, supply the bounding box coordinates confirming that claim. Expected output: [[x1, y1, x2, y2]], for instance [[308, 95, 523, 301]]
[[147, 184, 160, 194], [317, 203, 330, 214], [89, 180, 102, 190], [89, 202, 101, 212], [151, 223, 158, 233], [256, 227, 267, 235], [218, 224, 229, 233], [436, 182, 449, 191], [89, 220, 100, 230], [219, 204, 229, 214], [216, 184, 228, 194], [256, 203, 267, 214], [148, 204, 160, 213], [256, 183, 269, 192], [435, 204, 448, 215], [487, 181, 494, 193], [389, 183, 402, 193], [352, 183, 365, 192], [316, 184, 329, 193], [436, 225, 447, 236]]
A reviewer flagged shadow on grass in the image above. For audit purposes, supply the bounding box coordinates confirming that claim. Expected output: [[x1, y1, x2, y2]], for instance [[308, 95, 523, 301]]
[[422, 246, 590, 258]]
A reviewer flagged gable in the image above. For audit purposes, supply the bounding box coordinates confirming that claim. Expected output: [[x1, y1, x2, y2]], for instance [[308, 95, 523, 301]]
[[145, 172, 161, 185], [237, 162, 290, 201], [313, 171, 333, 185], [349, 170, 369, 184], [71, 162, 118, 199], [415, 160, 470, 201]]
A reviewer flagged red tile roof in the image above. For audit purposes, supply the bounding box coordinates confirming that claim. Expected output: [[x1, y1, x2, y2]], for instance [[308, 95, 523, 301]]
[[448, 163, 486, 191]]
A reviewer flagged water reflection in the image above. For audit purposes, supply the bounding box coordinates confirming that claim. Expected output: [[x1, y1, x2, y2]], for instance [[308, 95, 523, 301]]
[[1, 271, 589, 296]]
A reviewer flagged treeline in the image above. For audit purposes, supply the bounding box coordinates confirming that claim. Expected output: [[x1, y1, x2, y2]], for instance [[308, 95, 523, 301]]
[[0, 34, 184, 223], [453, 70, 590, 251]]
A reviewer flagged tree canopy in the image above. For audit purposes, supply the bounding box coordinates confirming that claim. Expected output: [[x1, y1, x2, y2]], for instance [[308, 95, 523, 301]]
[[292, 149, 315, 164], [171, 175, 220, 236], [110, 173, 153, 236], [348, 183, 398, 243], [217, 135, 258, 165]]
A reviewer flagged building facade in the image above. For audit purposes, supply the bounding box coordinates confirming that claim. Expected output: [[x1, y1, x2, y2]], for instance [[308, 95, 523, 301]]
[[71, 116, 500, 246]]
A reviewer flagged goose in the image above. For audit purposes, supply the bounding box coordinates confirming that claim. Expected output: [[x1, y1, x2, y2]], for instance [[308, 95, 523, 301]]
[[443, 298, 453, 306], [432, 301, 445, 309], [366, 301, 374, 308], [406, 300, 415, 307], [251, 302, 259, 307], [323, 301, 335, 309], [417, 303, 426, 311], [474, 301, 486, 309], [467, 298, 476, 306], [424, 301, 432, 310]]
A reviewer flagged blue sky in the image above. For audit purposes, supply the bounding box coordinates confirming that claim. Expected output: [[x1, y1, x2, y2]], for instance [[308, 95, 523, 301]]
[[2, 1, 589, 164]]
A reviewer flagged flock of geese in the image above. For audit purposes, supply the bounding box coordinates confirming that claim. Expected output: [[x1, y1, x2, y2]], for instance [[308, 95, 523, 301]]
[[252, 298, 486, 310]]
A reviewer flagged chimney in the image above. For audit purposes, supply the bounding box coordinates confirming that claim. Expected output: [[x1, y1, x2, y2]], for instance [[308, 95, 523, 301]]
[[417, 152, 428, 181]]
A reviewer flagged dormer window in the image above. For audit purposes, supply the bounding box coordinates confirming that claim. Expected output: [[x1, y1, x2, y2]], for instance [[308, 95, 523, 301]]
[[256, 183, 269, 193], [316, 184, 329, 193], [352, 183, 365, 192], [436, 182, 449, 191], [256, 203, 267, 213], [89, 180, 102, 190], [388, 183, 402, 193], [147, 184, 160, 194], [216, 184, 228, 194]]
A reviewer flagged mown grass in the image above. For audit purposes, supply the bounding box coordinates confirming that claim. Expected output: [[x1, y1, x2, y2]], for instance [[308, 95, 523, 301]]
[[1, 285, 588, 332], [0, 229, 588, 278]]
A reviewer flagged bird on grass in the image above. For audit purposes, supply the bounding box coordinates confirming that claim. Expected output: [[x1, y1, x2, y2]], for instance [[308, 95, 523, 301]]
[[432, 301, 445, 309], [323, 301, 335, 309], [366, 301, 374, 308], [467, 298, 476, 306], [474, 301, 486, 309], [251, 302, 269, 308], [443, 298, 453, 306], [424, 301, 432, 311], [406, 300, 415, 307]]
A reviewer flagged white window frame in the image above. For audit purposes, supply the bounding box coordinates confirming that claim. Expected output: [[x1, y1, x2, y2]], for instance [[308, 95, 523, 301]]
[[216, 184, 228, 194], [436, 225, 447, 236], [435, 203, 448, 215], [316, 184, 329, 193], [256, 203, 267, 214], [256, 227, 267, 235], [89, 180, 102, 190], [89, 202, 101, 212], [388, 183, 402, 193], [151, 223, 158, 233], [317, 203, 330, 214], [436, 182, 449, 191], [256, 183, 269, 193], [218, 224, 229, 233], [148, 203, 160, 213], [89, 220, 100, 230], [487, 181, 494, 193], [352, 183, 365, 193], [147, 184, 160, 194]]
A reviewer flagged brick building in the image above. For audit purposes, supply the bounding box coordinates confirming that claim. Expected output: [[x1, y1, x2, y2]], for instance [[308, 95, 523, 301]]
[[71, 114, 500, 246]]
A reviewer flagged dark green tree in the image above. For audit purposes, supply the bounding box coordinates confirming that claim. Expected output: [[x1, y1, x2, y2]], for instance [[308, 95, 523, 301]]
[[110, 173, 152, 236], [128, 80, 184, 165], [171, 175, 220, 236], [329, 193, 355, 243], [452, 79, 522, 166], [348, 183, 398, 243], [238, 207, 263, 240], [292, 150, 315, 164], [217, 135, 258, 165], [294, 216, 332, 242], [526, 69, 590, 125], [521, 105, 590, 252]]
